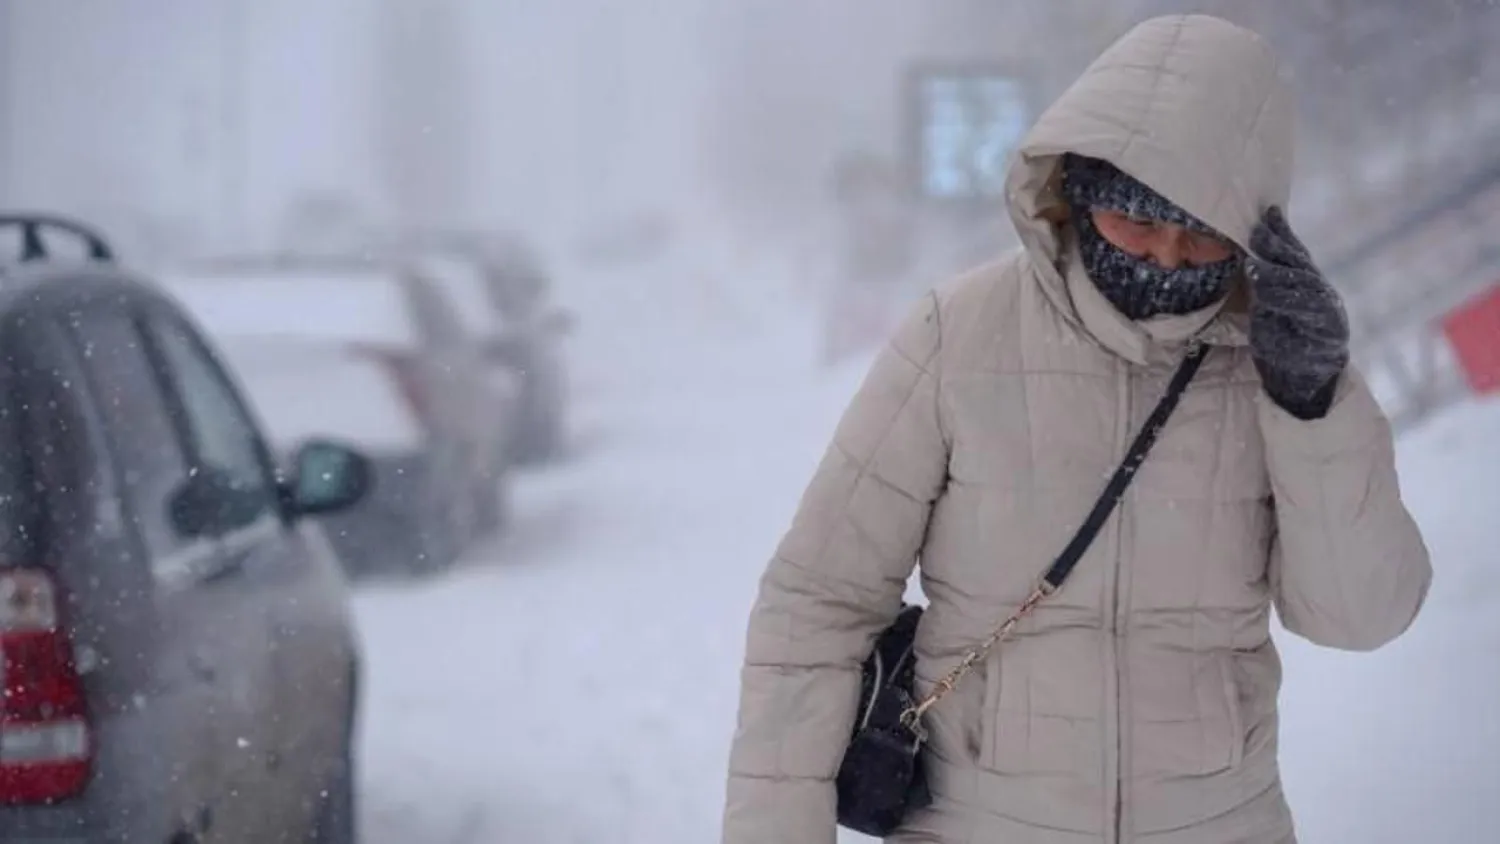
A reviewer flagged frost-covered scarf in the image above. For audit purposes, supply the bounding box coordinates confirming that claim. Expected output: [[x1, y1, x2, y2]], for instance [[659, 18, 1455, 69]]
[[1060, 153, 1240, 320]]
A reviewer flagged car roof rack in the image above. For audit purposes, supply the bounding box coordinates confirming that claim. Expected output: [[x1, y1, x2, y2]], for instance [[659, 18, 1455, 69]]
[[0, 213, 115, 263]]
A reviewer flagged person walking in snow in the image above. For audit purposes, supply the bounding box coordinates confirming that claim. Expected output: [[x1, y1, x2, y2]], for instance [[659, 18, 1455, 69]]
[[723, 14, 1431, 844]]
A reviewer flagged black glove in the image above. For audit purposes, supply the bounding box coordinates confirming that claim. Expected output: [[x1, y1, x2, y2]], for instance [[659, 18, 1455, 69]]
[[1245, 207, 1350, 420]]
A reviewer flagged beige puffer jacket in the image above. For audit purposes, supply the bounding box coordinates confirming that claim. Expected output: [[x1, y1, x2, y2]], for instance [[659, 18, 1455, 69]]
[[723, 14, 1432, 844]]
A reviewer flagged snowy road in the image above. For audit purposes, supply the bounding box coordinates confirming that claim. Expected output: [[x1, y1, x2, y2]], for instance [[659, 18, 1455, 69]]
[[350, 414, 804, 844], [352, 278, 1499, 843]]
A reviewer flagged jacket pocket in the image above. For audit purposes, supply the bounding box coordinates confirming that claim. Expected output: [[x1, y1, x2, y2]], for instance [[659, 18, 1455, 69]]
[[1132, 653, 1244, 778], [1220, 652, 1246, 771], [983, 653, 1086, 777], [976, 653, 1001, 769]]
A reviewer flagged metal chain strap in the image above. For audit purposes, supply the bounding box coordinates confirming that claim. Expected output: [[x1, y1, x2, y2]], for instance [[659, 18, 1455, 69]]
[[894, 345, 1207, 738], [898, 581, 1055, 734]]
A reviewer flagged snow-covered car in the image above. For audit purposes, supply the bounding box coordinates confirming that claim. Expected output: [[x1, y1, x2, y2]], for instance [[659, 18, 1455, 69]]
[[157, 258, 516, 574], [383, 230, 574, 464]]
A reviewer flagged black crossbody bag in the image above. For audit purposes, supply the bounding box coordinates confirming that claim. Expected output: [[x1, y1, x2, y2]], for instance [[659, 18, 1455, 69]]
[[835, 345, 1208, 837]]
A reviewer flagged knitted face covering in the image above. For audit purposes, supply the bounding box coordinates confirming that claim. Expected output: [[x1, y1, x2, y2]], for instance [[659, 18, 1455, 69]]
[[1059, 154, 1241, 321]]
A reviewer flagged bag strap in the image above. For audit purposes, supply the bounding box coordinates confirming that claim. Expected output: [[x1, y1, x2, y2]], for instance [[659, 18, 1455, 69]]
[[901, 344, 1209, 733]]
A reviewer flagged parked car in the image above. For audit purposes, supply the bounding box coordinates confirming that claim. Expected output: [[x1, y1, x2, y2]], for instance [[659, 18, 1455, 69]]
[[0, 214, 368, 843], [384, 230, 574, 464], [157, 255, 518, 573]]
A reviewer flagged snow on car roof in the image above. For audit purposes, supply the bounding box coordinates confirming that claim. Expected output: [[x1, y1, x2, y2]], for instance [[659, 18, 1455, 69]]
[[155, 265, 427, 452], [211, 334, 425, 453], [156, 267, 419, 348]]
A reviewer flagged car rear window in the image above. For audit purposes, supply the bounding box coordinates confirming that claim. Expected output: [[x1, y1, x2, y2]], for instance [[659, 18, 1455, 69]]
[[0, 364, 38, 562], [0, 323, 57, 564]]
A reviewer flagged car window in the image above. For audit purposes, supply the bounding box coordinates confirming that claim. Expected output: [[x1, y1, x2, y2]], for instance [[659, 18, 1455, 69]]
[[0, 318, 48, 562], [62, 303, 193, 559], [141, 310, 280, 533], [3, 313, 119, 552]]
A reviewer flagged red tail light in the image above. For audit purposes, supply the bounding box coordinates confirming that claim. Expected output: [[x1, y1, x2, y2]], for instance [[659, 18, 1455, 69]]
[[0, 568, 91, 804]]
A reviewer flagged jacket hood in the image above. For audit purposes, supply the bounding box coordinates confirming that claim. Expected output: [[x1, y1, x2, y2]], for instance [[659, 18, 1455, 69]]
[[1004, 14, 1296, 354]]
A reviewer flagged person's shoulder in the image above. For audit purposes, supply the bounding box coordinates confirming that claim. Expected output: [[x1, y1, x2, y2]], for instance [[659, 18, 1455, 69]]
[[927, 247, 1032, 341], [879, 249, 1033, 372], [933, 248, 1028, 308]]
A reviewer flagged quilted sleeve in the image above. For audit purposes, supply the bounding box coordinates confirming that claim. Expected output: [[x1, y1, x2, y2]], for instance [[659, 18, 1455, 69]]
[[722, 292, 950, 844], [1263, 366, 1433, 651]]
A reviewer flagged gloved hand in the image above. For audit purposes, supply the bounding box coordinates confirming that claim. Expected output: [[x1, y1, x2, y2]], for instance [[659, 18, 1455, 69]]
[[1245, 206, 1350, 420]]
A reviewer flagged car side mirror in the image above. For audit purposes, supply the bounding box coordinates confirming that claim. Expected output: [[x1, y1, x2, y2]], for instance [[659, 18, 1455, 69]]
[[285, 439, 372, 517]]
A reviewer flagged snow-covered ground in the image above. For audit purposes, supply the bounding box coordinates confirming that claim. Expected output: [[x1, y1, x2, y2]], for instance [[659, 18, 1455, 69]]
[[353, 271, 1499, 843]]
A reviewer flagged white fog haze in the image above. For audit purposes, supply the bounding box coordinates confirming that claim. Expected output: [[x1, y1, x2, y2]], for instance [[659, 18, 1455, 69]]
[[0, 2, 1497, 843]]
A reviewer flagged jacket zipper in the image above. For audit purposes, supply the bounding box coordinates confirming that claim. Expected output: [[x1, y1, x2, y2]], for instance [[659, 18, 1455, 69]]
[[1110, 365, 1134, 844]]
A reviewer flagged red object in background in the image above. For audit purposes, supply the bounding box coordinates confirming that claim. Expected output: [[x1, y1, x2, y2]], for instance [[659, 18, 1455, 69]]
[[1443, 283, 1500, 395]]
